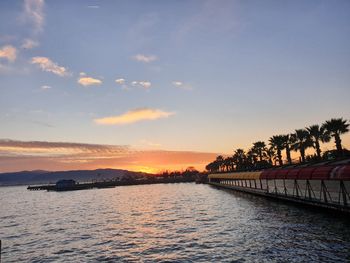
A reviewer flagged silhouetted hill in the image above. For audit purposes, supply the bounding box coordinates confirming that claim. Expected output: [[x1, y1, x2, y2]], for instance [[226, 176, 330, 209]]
[[0, 169, 150, 186]]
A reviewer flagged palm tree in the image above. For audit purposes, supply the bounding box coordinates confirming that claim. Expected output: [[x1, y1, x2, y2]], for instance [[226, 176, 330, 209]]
[[247, 148, 257, 165], [265, 146, 276, 165], [233, 149, 246, 170], [223, 157, 233, 172], [206, 161, 220, 173], [252, 141, 266, 162], [215, 155, 225, 172], [281, 134, 293, 165], [322, 118, 350, 157], [269, 135, 285, 166], [227, 156, 235, 171], [306, 124, 330, 159], [291, 129, 313, 163]]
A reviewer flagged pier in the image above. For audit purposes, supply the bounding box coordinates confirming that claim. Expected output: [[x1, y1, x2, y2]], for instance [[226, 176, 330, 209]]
[[209, 164, 350, 214], [27, 177, 195, 192]]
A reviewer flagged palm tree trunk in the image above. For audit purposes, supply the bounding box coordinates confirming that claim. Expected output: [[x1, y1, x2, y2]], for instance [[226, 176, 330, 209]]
[[334, 133, 343, 156], [315, 140, 321, 159], [277, 149, 283, 166], [300, 148, 305, 163], [286, 145, 292, 164]]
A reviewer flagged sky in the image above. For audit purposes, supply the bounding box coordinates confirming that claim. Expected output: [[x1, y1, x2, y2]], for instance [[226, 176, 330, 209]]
[[0, 0, 350, 173]]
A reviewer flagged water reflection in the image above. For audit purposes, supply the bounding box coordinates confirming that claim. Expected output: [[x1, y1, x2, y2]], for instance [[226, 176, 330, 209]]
[[1, 184, 349, 262]]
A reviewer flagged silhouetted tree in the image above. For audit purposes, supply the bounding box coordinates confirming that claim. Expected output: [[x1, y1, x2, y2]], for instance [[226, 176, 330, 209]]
[[252, 141, 267, 162], [291, 129, 313, 163], [269, 135, 284, 166], [216, 155, 225, 172], [322, 118, 349, 157], [306, 124, 330, 160], [233, 149, 246, 170], [281, 134, 293, 165], [265, 146, 276, 165]]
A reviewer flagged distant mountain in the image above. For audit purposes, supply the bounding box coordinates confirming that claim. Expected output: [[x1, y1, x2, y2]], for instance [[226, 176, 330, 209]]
[[0, 169, 150, 186]]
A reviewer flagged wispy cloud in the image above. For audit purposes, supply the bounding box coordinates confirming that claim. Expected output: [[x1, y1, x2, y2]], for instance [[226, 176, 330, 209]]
[[23, 0, 45, 34], [0, 45, 17, 62], [94, 108, 175, 125], [31, 56, 69, 77], [131, 81, 151, 90], [0, 139, 217, 173], [132, 54, 157, 63], [172, 81, 193, 90], [87, 5, 100, 9], [21, 39, 39, 49], [115, 78, 125, 85], [0, 139, 128, 158], [40, 85, 52, 90], [78, 76, 102, 86], [139, 139, 162, 148]]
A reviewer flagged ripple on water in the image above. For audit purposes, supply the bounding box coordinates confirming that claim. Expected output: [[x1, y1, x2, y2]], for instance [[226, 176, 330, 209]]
[[0, 184, 350, 262]]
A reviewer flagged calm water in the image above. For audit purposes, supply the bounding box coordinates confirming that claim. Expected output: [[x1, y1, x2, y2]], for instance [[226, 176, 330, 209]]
[[1, 183, 349, 262]]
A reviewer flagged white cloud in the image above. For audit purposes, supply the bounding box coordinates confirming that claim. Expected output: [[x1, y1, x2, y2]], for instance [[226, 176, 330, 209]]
[[0, 45, 17, 62], [21, 39, 39, 49], [31, 56, 69, 76], [78, 76, 102, 86], [172, 81, 183, 87], [132, 54, 157, 63], [115, 78, 125, 85], [131, 81, 151, 90], [139, 81, 151, 89], [94, 108, 175, 125], [23, 0, 45, 34], [87, 5, 100, 8], [79, 72, 86, 76], [172, 81, 193, 91], [40, 85, 52, 90]]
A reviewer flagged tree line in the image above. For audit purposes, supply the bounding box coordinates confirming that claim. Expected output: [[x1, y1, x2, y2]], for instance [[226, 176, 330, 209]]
[[206, 118, 350, 173]]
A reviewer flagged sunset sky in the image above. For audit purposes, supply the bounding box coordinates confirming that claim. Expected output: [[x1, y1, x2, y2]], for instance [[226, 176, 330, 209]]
[[1, 0, 349, 173]]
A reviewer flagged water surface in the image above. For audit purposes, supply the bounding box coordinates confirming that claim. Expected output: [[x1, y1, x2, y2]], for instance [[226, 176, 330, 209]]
[[1, 183, 349, 262]]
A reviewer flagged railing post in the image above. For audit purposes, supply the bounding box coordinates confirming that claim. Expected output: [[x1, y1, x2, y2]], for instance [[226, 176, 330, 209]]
[[340, 181, 348, 206]]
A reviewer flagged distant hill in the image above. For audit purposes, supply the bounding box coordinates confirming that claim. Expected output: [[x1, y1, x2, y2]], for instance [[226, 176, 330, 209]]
[[0, 169, 150, 186]]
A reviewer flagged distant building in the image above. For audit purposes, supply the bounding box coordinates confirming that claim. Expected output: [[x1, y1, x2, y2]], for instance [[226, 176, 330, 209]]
[[56, 179, 76, 189]]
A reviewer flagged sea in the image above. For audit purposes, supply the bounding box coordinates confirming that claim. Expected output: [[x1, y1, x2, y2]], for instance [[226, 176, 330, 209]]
[[0, 183, 349, 262]]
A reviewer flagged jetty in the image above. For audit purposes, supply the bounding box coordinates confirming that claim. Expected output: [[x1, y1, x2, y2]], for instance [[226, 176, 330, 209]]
[[208, 162, 350, 214], [27, 177, 195, 192]]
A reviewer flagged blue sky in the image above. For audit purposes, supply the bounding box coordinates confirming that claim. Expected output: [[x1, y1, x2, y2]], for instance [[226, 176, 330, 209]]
[[0, 0, 349, 172]]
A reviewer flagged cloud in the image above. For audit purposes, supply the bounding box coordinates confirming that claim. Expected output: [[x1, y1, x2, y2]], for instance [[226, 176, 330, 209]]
[[0, 139, 217, 173], [40, 85, 52, 90], [132, 54, 157, 63], [115, 78, 125, 85], [172, 81, 183, 87], [31, 56, 69, 76], [79, 72, 86, 76], [78, 76, 102, 86], [140, 139, 162, 148], [23, 0, 45, 34], [0, 139, 129, 158], [131, 81, 151, 90], [94, 108, 175, 125], [172, 81, 193, 90], [21, 39, 39, 49], [0, 45, 17, 62], [87, 5, 100, 8]]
